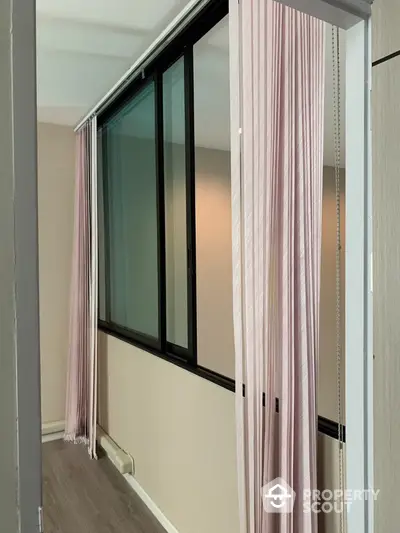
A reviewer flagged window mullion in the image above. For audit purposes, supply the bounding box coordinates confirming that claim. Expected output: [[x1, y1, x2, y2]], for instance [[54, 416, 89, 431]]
[[155, 71, 167, 353], [184, 47, 197, 365], [102, 128, 112, 324]]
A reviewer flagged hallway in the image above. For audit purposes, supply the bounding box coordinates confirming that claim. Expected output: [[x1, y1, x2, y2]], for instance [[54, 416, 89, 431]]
[[42, 441, 166, 533]]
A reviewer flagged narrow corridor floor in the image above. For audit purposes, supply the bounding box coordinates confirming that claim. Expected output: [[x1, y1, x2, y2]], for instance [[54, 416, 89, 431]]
[[43, 440, 167, 533]]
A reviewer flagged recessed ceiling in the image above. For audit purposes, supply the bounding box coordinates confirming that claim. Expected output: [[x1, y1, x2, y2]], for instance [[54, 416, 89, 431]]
[[36, 0, 346, 166]]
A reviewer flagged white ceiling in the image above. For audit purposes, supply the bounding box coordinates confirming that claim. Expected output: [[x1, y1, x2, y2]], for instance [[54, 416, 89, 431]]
[[36, 0, 193, 125], [37, 0, 346, 166]]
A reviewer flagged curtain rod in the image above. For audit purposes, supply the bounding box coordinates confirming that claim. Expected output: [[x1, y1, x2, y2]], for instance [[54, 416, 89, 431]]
[[74, 0, 210, 132]]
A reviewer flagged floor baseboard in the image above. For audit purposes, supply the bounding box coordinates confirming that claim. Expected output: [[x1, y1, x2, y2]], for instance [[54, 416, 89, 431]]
[[42, 431, 65, 443], [124, 473, 180, 533], [42, 420, 65, 442], [96, 426, 133, 474], [97, 427, 180, 533]]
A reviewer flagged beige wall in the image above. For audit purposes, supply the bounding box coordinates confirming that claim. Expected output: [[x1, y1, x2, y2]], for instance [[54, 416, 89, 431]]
[[317, 435, 346, 533], [195, 147, 235, 377], [372, 2, 400, 530], [98, 332, 240, 533], [98, 331, 342, 533], [38, 122, 75, 423], [372, 0, 400, 63]]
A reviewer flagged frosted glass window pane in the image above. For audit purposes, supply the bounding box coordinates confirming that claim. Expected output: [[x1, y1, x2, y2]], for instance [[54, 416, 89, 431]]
[[163, 58, 188, 348], [193, 15, 234, 378], [103, 83, 159, 339]]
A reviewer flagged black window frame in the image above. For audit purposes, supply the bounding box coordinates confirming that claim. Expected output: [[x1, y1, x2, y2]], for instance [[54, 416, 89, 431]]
[[99, 77, 162, 353], [98, 0, 229, 372], [97, 0, 345, 443]]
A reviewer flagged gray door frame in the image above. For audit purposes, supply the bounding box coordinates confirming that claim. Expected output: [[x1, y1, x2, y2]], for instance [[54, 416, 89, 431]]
[[0, 0, 42, 531], [14, 0, 43, 531], [0, 1, 374, 532]]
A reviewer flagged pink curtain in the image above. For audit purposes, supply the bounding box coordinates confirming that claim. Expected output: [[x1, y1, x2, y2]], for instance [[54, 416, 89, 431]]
[[65, 119, 98, 458], [230, 1, 324, 532]]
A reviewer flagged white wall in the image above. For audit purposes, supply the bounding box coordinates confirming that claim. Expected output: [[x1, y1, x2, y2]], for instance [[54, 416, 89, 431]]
[[38, 122, 75, 424]]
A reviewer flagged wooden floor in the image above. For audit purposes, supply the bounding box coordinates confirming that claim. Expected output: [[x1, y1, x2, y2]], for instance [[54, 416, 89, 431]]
[[42, 440, 166, 533]]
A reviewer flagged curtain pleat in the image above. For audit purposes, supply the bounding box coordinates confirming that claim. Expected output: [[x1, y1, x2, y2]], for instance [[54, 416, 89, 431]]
[[65, 119, 98, 458], [230, 1, 325, 532]]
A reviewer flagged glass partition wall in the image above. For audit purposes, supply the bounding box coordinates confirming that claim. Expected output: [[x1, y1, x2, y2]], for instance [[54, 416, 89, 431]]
[[97, 8, 348, 434], [98, 2, 229, 367], [100, 84, 159, 344]]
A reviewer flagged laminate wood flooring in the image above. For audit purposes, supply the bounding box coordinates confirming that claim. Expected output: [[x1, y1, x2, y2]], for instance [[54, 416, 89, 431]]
[[42, 440, 167, 533]]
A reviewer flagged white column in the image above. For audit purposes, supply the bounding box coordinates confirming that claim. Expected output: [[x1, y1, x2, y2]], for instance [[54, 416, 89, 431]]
[[0, 0, 42, 531], [345, 19, 374, 533]]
